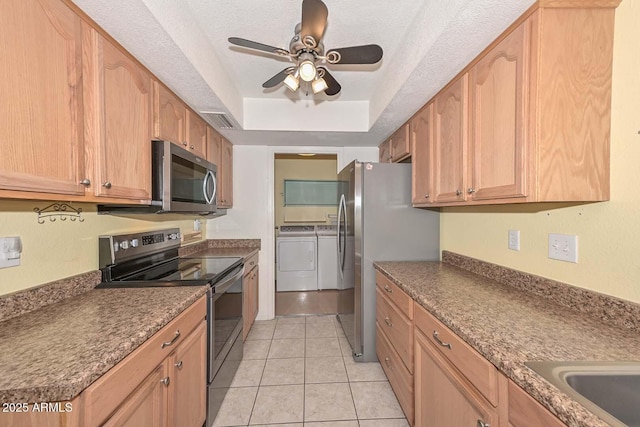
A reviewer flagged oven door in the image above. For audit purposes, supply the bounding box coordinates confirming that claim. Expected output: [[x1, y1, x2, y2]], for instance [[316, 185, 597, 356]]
[[152, 140, 217, 214], [209, 264, 244, 382]]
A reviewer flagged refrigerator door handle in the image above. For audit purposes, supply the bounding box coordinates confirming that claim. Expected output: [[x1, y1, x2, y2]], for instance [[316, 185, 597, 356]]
[[337, 193, 346, 278]]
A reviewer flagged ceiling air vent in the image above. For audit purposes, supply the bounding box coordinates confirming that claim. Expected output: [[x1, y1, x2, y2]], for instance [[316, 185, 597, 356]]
[[200, 112, 236, 130]]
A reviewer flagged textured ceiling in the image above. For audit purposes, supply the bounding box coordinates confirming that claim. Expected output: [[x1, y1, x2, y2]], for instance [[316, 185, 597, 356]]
[[72, 0, 536, 147]]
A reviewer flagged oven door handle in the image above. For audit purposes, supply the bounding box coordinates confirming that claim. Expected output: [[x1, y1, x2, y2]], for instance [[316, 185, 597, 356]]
[[211, 265, 245, 297]]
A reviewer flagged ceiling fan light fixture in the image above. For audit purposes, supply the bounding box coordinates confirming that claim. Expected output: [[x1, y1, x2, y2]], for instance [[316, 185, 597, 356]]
[[298, 59, 317, 82], [284, 73, 300, 92], [311, 77, 328, 94]]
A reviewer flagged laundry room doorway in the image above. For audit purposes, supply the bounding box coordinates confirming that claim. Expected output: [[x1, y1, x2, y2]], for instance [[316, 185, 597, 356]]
[[274, 153, 340, 316]]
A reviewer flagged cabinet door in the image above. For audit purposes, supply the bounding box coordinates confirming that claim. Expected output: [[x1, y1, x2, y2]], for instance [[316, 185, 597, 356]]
[[207, 127, 222, 166], [0, 0, 85, 196], [169, 321, 207, 427], [186, 110, 207, 159], [433, 74, 469, 203], [218, 138, 233, 208], [379, 140, 392, 163], [83, 27, 152, 200], [390, 124, 411, 162], [154, 82, 186, 146], [414, 329, 496, 427], [411, 104, 434, 205], [469, 22, 529, 201], [104, 363, 168, 427]]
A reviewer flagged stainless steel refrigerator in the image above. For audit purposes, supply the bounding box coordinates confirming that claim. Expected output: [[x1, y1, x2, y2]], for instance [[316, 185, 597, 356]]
[[336, 160, 439, 362]]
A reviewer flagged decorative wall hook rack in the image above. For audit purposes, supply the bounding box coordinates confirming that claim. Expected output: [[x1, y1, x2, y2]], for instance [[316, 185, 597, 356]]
[[34, 203, 84, 224]]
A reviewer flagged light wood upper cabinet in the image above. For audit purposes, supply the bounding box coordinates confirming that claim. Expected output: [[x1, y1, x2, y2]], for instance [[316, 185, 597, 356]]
[[379, 124, 411, 164], [433, 74, 469, 204], [412, 2, 617, 207], [378, 139, 392, 163], [390, 124, 411, 162], [208, 127, 233, 208], [411, 104, 434, 206], [469, 21, 529, 202], [186, 110, 207, 159], [154, 83, 208, 158], [83, 26, 152, 200], [0, 0, 86, 196], [153, 82, 186, 146]]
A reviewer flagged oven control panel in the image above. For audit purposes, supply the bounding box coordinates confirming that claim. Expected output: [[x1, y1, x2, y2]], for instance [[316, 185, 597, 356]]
[[99, 228, 181, 267]]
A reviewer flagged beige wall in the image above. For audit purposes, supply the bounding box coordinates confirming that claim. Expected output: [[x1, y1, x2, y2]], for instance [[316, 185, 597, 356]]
[[0, 200, 204, 296], [274, 156, 338, 228], [440, 0, 640, 303]]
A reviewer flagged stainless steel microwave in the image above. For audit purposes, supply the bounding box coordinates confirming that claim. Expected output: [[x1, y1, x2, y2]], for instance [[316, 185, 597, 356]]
[[151, 140, 217, 214]]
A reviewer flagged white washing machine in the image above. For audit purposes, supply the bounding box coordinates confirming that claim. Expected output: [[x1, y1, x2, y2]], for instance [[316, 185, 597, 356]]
[[316, 225, 338, 290], [276, 225, 318, 292]]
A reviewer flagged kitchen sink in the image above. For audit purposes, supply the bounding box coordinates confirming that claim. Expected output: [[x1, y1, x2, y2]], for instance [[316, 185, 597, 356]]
[[525, 361, 640, 427]]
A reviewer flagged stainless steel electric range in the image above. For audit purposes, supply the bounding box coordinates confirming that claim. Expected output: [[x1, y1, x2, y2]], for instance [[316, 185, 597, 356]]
[[96, 228, 243, 427]]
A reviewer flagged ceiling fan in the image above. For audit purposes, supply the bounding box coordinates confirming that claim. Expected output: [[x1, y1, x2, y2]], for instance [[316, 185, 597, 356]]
[[228, 0, 383, 97]]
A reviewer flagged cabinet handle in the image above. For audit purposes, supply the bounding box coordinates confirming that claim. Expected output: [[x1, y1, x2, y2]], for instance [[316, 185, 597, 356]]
[[384, 356, 393, 371], [467, 188, 476, 194], [383, 285, 393, 294], [432, 331, 452, 350], [477, 420, 490, 427], [249, 261, 255, 266], [384, 317, 393, 327], [175, 360, 183, 369], [160, 377, 170, 386], [424, 194, 430, 199], [102, 181, 112, 189], [182, 141, 188, 147], [190, 145, 195, 149], [161, 330, 181, 348], [455, 189, 463, 196], [79, 179, 91, 187]]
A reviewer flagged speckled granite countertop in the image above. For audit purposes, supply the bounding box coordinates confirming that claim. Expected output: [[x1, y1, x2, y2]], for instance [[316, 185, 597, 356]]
[[374, 260, 640, 427], [0, 286, 207, 403], [179, 238, 260, 259]]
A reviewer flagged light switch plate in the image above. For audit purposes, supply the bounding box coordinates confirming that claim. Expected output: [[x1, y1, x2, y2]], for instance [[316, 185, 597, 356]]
[[548, 233, 578, 263]]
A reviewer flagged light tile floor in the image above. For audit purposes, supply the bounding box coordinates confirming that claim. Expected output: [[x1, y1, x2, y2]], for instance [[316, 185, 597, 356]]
[[213, 315, 409, 427]]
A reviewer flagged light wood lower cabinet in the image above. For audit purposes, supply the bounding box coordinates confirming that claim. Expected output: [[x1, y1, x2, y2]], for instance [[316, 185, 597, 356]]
[[414, 328, 497, 427], [84, 297, 206, 427], [242, 253, 259, 340], [375, 271, 414, 424], [506, 378, 566, 427]]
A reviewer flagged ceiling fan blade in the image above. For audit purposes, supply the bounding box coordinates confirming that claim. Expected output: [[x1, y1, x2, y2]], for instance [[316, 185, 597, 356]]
[[228, 37, 289, 56], [326, 44, 383, 65], [300, 0, 328, 47], [319, 68, 341, 96], [262, 68, 294, 88]]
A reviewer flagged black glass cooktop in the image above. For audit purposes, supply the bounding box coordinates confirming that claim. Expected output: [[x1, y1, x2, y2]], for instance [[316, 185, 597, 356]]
[[99, 256, 243, 287]]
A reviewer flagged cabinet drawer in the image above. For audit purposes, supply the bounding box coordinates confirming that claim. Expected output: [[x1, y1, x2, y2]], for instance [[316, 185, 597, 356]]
[[414, 302, 498, 406], [82, 296, 206, 426], [376, 271, 413, 319], [508, 379, 566, 427], [244, 252, 259, 271], [376, 288, 413, 373], [376, 322, 414, 424]]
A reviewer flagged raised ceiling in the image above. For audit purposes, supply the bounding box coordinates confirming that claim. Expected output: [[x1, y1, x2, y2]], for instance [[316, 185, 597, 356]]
[[72, 0, 536, 146]]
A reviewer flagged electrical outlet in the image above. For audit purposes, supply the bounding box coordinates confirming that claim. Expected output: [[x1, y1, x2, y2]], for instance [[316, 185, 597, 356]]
[[508, 230, 520, 251], [548, 233, 578, 263]]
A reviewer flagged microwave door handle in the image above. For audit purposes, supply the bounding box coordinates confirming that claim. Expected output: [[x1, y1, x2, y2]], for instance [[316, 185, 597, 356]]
[[203, 170, 216, 205]]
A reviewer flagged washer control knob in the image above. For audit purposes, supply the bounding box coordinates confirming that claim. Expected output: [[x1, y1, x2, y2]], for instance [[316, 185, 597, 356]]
[[130, 239, 139, 248], [113, 242, 119, 253], [119, 240, 129, 250]]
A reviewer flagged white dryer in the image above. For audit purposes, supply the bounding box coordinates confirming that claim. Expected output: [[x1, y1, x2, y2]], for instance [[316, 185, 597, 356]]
[[316, 225, 338, 290], [276, 225, 318, 292]]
